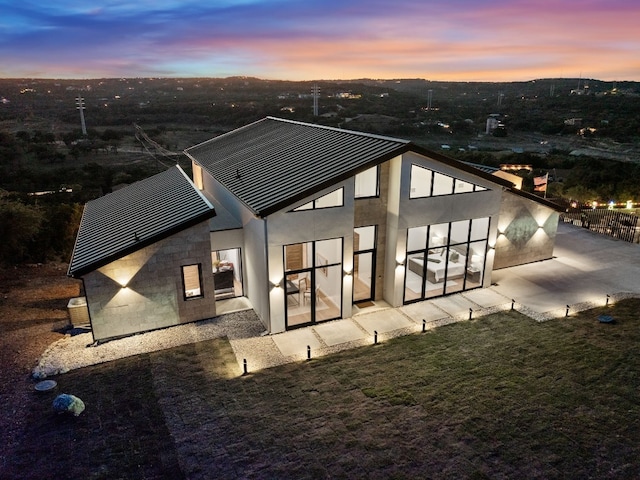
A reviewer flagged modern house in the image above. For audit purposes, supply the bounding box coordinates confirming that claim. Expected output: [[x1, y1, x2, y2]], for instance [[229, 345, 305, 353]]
[[69, 117, 560, 342]]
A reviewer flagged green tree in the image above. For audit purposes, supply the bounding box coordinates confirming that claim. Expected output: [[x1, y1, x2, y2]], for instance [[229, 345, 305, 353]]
[[565, 185, 599, 205], [0, 197, 44, 265]]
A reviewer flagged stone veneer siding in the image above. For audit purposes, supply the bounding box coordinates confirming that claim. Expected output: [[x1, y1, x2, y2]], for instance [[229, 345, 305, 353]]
[[493, 193, 559, 270], [83, 221, 216, 341]]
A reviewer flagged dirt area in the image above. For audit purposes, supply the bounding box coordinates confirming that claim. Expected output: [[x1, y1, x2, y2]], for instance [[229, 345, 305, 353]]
[[0, 263, 81, 471]]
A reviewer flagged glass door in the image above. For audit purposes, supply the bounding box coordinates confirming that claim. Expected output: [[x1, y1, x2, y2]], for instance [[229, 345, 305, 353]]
[[212, 248, 243, 300], [284, 239, 343, 329]]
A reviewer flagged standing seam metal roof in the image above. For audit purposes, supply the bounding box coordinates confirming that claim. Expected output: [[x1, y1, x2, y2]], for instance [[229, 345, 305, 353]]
[[68, 165, 215, 277], [185, 117, 411, 216]]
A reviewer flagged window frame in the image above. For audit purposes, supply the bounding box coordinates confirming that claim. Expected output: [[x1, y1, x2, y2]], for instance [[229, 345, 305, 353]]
[[355, 165, 380, 199], [181, 264, 204, 300], [292, 187, 345, 211]]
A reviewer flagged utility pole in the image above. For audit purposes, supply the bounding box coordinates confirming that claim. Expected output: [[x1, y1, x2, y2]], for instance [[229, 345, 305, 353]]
[[427, 89, 433, 110], [76, 96, 87, 136], [312, 84, 319, 116]]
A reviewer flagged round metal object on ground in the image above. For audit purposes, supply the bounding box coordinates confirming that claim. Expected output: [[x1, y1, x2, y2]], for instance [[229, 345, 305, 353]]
[[34, 380, 57, 392]]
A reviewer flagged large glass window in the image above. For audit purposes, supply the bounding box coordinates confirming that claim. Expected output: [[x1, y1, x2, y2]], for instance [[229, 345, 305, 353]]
[[410, 165, 432, 198], [433, 172, 454, 196], [293, 188, 344, 211], [404, 218, 490, 303], [284, 238, 343, 329], [353, 226, 377, 303], [410, 164, 490, 198], [355, 166, 379, 198]]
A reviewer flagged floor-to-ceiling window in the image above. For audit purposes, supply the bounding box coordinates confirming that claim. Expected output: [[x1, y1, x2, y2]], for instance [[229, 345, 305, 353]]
[[404, 218, 489, 303], [353, 225, 377, 303], [284, 238, 343, 329]]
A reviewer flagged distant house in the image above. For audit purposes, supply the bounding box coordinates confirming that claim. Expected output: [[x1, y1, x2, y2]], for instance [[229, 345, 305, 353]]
[[69, 117, 560, 342], [564, 118, 583, 127], [486, 116, 501, 134]]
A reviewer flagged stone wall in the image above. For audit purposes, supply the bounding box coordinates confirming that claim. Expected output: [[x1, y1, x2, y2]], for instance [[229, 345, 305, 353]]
[[493, 192, 559, 270], [83, 221, 216, 341]]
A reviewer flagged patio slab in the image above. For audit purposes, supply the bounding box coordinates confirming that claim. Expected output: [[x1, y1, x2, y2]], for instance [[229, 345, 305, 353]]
[[462, 288, 511, 309], [428, 294, 477, 317], [355, 308, 414, 334], [314, 320, 367, 347], [400, 301, 452, 323], [272, 328, 321, 358]]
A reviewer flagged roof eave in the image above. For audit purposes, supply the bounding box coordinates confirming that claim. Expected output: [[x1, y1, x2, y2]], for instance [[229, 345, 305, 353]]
[[68, 209, 217, 278], [408, 143, 516, 189]]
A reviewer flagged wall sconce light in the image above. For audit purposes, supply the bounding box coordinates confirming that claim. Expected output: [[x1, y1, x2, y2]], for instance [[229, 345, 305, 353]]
[[344, 269, 352, 276], [271, 281, 281, 289]]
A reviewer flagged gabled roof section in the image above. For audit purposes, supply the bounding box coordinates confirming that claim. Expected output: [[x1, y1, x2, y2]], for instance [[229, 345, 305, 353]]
[[68, 165, 215, 277], [185, 117, 410, 217], [185, 116, 560, 216]]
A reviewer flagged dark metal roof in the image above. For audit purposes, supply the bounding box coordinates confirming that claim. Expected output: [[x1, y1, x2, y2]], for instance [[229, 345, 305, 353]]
[[462, 161, 500, 174], [185, 117, 410, 217], [68, 165, 215, 277], [185, 116, 559, 216]]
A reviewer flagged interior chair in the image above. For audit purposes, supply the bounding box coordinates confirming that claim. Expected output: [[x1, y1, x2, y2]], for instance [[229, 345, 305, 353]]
[[305, 286, 320, 306], [299, 277, 310, 304]]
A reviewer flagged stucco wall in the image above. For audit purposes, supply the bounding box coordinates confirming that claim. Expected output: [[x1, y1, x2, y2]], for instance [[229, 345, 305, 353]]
[[83, 221, 216, 342], [493, 192, 559, 269], [266, 180, 356, 333]]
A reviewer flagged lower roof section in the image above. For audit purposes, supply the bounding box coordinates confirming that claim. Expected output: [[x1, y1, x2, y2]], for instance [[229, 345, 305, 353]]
[[68, 165, 216, 277]]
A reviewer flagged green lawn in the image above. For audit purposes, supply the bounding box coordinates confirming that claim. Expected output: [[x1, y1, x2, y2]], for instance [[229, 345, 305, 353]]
[[5, 300, 640, 479]]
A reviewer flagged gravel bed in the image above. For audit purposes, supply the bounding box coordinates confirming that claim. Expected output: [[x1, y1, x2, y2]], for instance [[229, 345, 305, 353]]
[[33, 309, 266, 378]]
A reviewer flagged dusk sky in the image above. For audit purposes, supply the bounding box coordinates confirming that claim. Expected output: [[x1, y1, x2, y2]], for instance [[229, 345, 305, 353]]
[[2, 0, 639, 81]]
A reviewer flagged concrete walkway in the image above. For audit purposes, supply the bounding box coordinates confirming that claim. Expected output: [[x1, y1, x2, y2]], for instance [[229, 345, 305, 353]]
[[229, 222, 640, 373]]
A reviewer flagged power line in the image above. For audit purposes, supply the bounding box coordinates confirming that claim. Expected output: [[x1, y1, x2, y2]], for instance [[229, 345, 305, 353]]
[[75, 97, 87, 136]]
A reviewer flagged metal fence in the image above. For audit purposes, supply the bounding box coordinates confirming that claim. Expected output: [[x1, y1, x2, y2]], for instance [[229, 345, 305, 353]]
[[561, 209, 640, 243]]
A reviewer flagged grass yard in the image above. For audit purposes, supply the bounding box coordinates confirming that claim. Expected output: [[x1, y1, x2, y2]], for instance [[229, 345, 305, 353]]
[[4, 300, 640, 479]]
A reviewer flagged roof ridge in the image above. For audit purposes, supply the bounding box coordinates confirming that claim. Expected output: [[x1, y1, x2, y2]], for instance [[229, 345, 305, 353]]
[[265, 116, 411, 145], [174, 164, 214, 210], [185, 117, 269, 152]]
